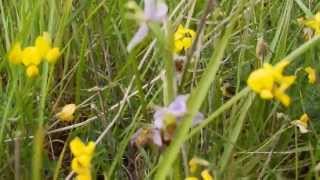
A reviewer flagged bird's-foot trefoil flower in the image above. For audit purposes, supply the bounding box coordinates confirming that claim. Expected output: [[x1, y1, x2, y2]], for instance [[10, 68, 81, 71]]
[[70, 137, 95, 180], [247, 59, 295, 106], [126, 0, 168, 52], [304, 67, 316, 84], [174, 25, 196, 53], [22, 46, 42, 66], [301, 12, 320, 35], [291, 113, 310, 134], [201, 169, 213, 180], [26, 65, 39, 78], [8, 42, 22, 64], [56, 104, 77, 122], [7, 32, 61, 78], [46, 47, 61, 63], [35, 32, 52, 57], [186, 157, 213, 180]]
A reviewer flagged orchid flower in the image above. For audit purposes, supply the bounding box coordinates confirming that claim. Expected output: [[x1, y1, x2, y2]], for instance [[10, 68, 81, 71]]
[[131, 95, 204, 148], [127, 0, 168, 52], [153, 95, 204, 129]]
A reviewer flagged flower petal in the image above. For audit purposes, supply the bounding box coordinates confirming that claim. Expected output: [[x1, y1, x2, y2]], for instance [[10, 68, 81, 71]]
[[153, 2, 168, 21], [127, 23, 149, 52], [144, 0, 157, 18], [153, 107, 167, 129], [151, 128, 163, 147], [70, 137, 85, 157], [168, 95, 188, 117], [192, 112, 204, 126]]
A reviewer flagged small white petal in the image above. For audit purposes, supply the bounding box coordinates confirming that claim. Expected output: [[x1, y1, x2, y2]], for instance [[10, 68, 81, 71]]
[[291, 120, 309, 134], [151, 128, 163, 147]]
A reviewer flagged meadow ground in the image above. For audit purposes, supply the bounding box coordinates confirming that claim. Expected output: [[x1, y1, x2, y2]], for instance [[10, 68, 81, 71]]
[[1, 0, 320, 179]]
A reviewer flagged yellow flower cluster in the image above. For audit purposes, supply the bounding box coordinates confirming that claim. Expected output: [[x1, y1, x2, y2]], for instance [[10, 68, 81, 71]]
[[70, 137, 95, 180], [8, 32, 61, 78], [302, 12, 320, 35], [174, 25, 196, 53], [186, 157, 213, 180], [247, 60, 295, 107]]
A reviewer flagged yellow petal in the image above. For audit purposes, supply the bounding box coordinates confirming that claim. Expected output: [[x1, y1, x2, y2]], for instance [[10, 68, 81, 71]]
[[315, 12, 320, 22], [189, 158, 198, 173], [72, 158, 87, 174], [70, 137, 86, 157], [176, 25, 185, 35], [273, 60, 290, 80], [76, 173, 92, 180], [188, 157, 209, 173], [300, 113, 310, 124], [46, 48, 61, 63], [77, 155, 91, 168], [26, 65, 39, 78], [305, 67, 316, 84], [201, 169, 213, 180], [8, 42, 22, 64], [185, 177, 199, 180], [174, 40, 184, 53], [56, 104, 76, 122], [247, 68, 274, 92], [35, 32, 52, 57], [260, 89, 273, 99], [278, 75, 296, 90], [274, 88, 290, 107], [84, 142, 96, 155], [182, 38, 193, 50], [22, 46, 42, 66]]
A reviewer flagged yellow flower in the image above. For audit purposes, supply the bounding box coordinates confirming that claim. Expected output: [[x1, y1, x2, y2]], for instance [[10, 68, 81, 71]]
[[185, 177, 199, 180], [303, 12, 320, 35], [76, 172, 92, 180], [189, 158, 199, 174], [247, 66, 274, 99], [70, 137, 95, 179], [291, 113, 310, 134], [46, 47, 61, 63], [174, 25, 196, 53], [305, 67, 316, 84], [273, 87, 291, 107], [22, 46, 42, 66], [201, 169, 213, 180], [247, 60, 295, 106], [72, 157, 91, 174], [35, 32, 52, 57], [188, 157, 210, 174], [56, 104, 76, 121], [70, 137, 95, 157], [8, 42, 22, 64], [26, 65, 39, 78]]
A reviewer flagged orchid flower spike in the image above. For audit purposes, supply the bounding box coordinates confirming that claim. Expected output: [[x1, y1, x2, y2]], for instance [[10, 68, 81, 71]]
[[127, 0, 168, 52]]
